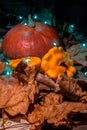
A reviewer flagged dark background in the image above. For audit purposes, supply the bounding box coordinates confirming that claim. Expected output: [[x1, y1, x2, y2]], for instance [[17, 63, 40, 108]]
[[0, 0, 87, 34]]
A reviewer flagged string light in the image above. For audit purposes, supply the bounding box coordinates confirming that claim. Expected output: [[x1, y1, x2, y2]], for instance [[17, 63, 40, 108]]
[[44, 21, 48, 24], [53, 42, 59, 47], [5, 58, 10, 65], [21, 19, 28, 25], [0, 9, 53, 26], [23, 57, 31, 63], [82, 43, 86, 47], [0, 9, 25, 25], [18, 15, 23, 21], [67, 24, 75, 33], [2, 65, 12, 77], [84, 72, 87, 76], [80, 42, 87, 48], [44, 20, 52, 25], [33, 14, 38, 20], [33, 13, 52, 25]]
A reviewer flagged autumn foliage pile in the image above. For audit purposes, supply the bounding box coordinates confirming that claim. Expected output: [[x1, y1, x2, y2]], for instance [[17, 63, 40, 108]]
[[0, 61, 87, 130]]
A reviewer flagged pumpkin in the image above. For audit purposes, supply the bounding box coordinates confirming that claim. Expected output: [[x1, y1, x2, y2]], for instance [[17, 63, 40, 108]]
[[0, 39, 3, 52], [2, 16, 61, 59]]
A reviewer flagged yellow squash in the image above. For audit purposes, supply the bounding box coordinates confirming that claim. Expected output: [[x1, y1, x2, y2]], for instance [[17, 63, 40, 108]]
[[9, 56, 41, 69], [41, 46, 76, 79]]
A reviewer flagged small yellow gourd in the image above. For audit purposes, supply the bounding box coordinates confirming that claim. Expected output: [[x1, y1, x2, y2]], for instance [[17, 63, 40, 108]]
[[9, 56, 41, 69], [41, 46, 76, 79]]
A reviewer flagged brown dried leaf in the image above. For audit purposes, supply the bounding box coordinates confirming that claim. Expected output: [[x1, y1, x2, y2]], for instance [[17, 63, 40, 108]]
[[13, 63, 39, 104], [24, 65, 39, 83], [28, 81, 39, 104], [46, 101, 87, 127], [58, 74, 87, 101], [28, 93, 63, 129], [36, 73, 60, 92], [0, 65, 39, 116], [67, 44, 87, 66], [28, 93, 87, 130], [13, 62, 39, 84], [0, 77, 29, 116]]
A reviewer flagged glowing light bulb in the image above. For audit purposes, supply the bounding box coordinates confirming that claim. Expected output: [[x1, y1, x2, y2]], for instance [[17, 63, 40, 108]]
[[33, 14, 38, 20], [82, 43, 86, 47], [23, 22, 27, 26], [68, 24, 75, 33], [2, 66, 12, 77], [6, 71, 12, 76], [71, 24, 74, 28], [81, 67, 87, 77], [84, 71, 87, 78], [53, 42, 59, 47], [82, 43, 87, 47], [44, 21, 48, 24], [18, 15, 23, 20], [23, 58, 31, 63], [84, 72, 87, 76], [80, 42, 87, 48], [5, 59, 10, 65], [21, 19, 27, 25]]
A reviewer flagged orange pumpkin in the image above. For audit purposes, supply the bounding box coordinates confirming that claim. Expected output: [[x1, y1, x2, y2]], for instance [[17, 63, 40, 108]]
[[2, 18, 61, 59]]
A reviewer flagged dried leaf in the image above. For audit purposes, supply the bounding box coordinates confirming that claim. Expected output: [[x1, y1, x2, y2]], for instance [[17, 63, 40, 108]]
[[28, 93, 87, 130], [0, 118, 30, 130], [67, 44, 87, 66], [13, 62, 38, 84], [36, 73, 60, 92], [0, 77, 29, 116], [28, 93, 63, 129], [58, 74, 87, 101], [0, 65, 39, 116]]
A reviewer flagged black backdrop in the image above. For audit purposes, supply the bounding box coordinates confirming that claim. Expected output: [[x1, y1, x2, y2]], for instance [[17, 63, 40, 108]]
[[0, 0, 87, 33]]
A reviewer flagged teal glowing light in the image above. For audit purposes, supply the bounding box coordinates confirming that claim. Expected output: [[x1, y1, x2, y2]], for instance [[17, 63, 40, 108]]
[[5, 59, 10, 65], [70, 24, 74, 28], [84, 72, 87, 76], [44, 21, 48, 24], [23, 22, 27, 26], [82, 43, 87, 47], [80, 42, 87, 48], [2, 66, 12, 77], [21, 19, 27, 25], [6, 71, 12, 76], [33, 14, 38, 20], [68, 24, 75, 33], [53, 42, 59, 47], [44, 20, 51, 25], [18, 15, 23, 20], [82, 43, 86, 47]]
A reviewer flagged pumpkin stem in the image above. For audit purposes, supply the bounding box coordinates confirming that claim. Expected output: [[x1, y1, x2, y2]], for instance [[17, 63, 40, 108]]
[[27, 15, 35, 27]]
